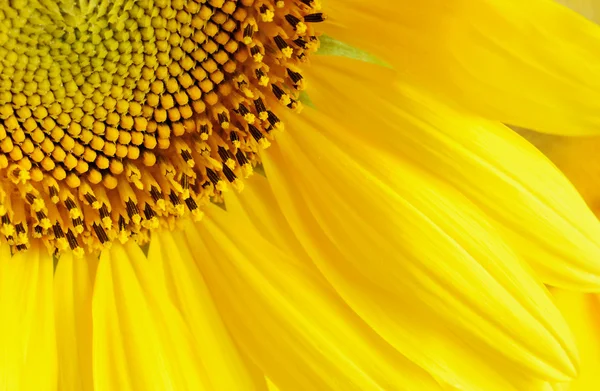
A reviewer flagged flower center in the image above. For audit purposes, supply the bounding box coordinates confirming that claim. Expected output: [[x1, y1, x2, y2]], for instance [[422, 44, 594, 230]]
[[0, 0, 323, 256]]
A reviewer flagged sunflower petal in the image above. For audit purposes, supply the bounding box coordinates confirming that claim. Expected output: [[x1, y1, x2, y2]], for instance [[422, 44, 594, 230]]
[[92, 242, 211, 391], [261, 105, 579, 387], [147, 232, 268, 391], [517, 130, 600, 214], [324, 0, 600, 135], [306, 56, 600, 291], [54, 253, 96, 391], [266, 378, 280, 391], [232, 175, 573, 391], [552, 290, 600, 391], [0, 246, 57, 390], [182, 205, 444, 391]]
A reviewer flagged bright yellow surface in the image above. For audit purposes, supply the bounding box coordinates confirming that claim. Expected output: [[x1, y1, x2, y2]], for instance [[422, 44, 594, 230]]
[[306, 55, 600, 291], [0, 246, 56, 390], [522, 128, 600, 391], [54, 252, 95, 391], [92, 242, 213, 390], [553, 290, 600, 391], [325, 0, 600, 136]]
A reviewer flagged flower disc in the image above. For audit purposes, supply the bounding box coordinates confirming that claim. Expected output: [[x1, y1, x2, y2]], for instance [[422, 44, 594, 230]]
[[0, 0, 323, 255]]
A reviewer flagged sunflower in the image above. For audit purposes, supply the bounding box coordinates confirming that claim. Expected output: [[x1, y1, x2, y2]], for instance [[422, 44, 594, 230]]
[[2, 0, 600, 390]]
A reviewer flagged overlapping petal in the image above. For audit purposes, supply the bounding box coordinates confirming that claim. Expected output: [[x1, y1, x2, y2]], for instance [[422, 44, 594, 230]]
[[518, 130, 600, 214], [92, 242, 212, 391], [261, 113, 577, 389], [180, 203, 443, 391], [147, 232, 268, 391], [304, 56, 600, 291], [552, 290, 600, 390], [323, 0, 600, 135]]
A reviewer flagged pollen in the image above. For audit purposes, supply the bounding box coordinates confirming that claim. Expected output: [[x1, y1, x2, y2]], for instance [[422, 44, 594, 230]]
[[0, 0, 324, 256]]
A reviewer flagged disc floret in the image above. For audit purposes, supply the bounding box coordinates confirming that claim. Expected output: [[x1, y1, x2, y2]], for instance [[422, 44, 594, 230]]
[[0, 0, 324, 255]]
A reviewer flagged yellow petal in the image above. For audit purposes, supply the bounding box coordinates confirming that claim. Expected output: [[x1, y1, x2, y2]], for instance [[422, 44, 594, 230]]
[[306, 56, 600, 291], [0, 245, 57, 391], [234, 176, 576, 391], [266, 378, 280, 391], [518, 130, 600, 214], [324, 0, 600, 135], [182, 205, 444, 391], [147, 231, 268, 391], [261, 103, 578, 388], [92, 241, 211, 391], [552, 290, 600, 390], [237, 176, 551, 387], [54, 252, 96, 391]]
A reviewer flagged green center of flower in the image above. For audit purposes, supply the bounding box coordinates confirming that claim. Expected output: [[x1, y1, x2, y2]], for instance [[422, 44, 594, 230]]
[[0, 0, 323, 256]]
